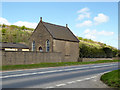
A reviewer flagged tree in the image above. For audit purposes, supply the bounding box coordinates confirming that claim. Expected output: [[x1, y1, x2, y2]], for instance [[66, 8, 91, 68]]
[[2, 29, 6, 34], [78, 37, 83, 40], [21, 26, 26, 30], [112, 49, 118, 57], [103, 47, 113, 58], [2, 24, 6, 28]]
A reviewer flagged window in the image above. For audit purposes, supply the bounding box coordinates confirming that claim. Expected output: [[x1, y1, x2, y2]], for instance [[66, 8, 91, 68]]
[[39, 47, 43, 52], [32, 41, 35, 51], [46, 40, 50, 52]]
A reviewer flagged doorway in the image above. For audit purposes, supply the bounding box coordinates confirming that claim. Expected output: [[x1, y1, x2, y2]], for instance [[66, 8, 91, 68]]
[[39, 47, 43, 52]]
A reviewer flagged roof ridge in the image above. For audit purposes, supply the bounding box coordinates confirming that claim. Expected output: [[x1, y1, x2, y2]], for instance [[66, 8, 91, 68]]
[[42, 21, 67, 28]]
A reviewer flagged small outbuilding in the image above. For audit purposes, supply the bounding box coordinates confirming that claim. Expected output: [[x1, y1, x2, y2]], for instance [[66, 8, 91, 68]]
[[29, 17, 79, 62], [0, 42, 29, 51]]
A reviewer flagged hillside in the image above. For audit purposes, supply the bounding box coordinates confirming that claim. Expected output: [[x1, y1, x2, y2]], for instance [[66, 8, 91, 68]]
[[0, 24, 33, 44], [77, 37, 117, 58], [0, 24, 118, 57]]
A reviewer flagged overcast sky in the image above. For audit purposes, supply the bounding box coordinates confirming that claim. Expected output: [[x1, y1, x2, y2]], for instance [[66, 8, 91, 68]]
[[0, 2, 118, 48]]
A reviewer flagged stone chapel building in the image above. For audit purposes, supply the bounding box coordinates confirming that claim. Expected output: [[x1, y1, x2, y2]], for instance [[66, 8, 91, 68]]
[[29, 17, 79, 62]]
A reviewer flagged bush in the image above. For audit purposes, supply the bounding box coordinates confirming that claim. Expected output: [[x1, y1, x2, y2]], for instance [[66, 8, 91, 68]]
[[2, 29, 6, 34], [103, 47, 113, 58], [112, 49, 118, 57], [79, 43, 106, 58], [79, 42, 117, 58], [21, 26, 26, 30], [10, 25, 18, 28], [2, 24, 6, 28], [78, 37, 83, 40]]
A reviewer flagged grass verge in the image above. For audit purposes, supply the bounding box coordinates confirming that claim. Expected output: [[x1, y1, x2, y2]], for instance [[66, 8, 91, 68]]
[[1, 59, 119, 71], [100, 69, 120, 88]]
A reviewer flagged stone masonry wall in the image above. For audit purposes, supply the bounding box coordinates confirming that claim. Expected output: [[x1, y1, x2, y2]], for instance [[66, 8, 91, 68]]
[[2, 51, 63, 65], [28, 22, 53, 52], [78, 58, 113, 62], [2, 51, 114, 66], [53, 39, 79, 62]]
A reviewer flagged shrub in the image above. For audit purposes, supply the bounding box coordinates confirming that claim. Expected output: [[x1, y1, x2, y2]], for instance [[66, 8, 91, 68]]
[[112, 49, 118, 57], [79, 43, 106, 58], [2, 24, 6, 28], [102, 47, 113, 58], [21, 26, 26, 30], [78, 37, 83, 40], [2, 29, 6, 34], [10, 25, 18, 28]]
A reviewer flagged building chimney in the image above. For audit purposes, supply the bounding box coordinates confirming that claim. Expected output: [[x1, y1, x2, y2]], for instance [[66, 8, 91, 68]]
[[66, 24, 68, 28], [40, 17, 42, 22]]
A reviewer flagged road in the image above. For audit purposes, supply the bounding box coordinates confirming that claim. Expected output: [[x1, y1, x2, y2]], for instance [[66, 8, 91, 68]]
[[1, 62, 119, 88]]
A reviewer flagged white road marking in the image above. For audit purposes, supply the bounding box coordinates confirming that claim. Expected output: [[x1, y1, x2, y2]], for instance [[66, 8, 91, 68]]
[[56, 84, 66, 87], [48, 75, 99, 88], [67, 81, 77, 84], [76, 79, 83, 82], [45, 86, 55, 88], [1, 64, 117, 79]]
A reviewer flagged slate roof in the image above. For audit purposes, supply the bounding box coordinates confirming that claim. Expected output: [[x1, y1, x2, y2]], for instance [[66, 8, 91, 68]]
[[0, 42, 29, 49], [42, 21, 79, 42]]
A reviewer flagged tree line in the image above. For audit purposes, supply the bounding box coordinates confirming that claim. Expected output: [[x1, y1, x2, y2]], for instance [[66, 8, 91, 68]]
[[79, 39, 118, 58]]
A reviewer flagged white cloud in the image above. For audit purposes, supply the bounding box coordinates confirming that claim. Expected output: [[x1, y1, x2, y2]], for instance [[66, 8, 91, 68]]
[[93, 13, 109, 24], [100, 40, 104, 43], [77, 14, 85, 20], [85, 33, 96, 40], [77, 13, 90, 20], [83, 29, 114, 40], [0, 17, 37, 28], [77, 7, 90, 20], [77, 7, 89, 14], [98, 30, 114, 36], [13, 21, 37, 28], [0, 17, 11, 25], [83, 29, 97, 40], [84, 29, 90, 33], [76, 20, 92, 27]]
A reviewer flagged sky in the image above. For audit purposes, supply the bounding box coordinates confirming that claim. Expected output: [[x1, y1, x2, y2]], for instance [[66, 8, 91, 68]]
[[0, 2, 118, 48]]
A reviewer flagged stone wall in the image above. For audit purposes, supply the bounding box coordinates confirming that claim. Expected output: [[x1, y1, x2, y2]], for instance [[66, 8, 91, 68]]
[[78, 58, 113, 62], [2, 51, 115, 66], [53, 39, 79, 62], [2, 51, 63, 65]]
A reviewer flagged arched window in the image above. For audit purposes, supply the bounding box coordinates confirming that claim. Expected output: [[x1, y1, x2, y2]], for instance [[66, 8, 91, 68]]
[[32, 41, 35, 51], [46, 40, 50, 52], [39, 47, 43, 52]]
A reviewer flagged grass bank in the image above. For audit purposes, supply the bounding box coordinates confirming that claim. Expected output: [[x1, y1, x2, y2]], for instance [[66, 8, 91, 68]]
[[101, 69, 120, 88], [1, 59, 119, 71]]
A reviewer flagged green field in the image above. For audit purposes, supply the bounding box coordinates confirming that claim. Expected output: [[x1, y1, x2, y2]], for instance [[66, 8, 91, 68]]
[[1, 59, 119, 71], [101, 69, 120, 88]]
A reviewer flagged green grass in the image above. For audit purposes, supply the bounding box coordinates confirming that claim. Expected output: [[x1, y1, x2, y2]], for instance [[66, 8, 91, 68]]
[[80, 41, 101, 49], [101, 69, 120, 88], [1, 59, 119, 71]]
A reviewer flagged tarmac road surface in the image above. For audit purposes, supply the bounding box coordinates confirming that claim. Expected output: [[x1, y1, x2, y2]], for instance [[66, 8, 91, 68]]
[[1, 62, 119, 88]]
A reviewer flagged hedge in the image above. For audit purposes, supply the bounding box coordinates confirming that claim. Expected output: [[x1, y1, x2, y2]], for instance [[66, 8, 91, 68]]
[[79, 43, 117, 58]]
